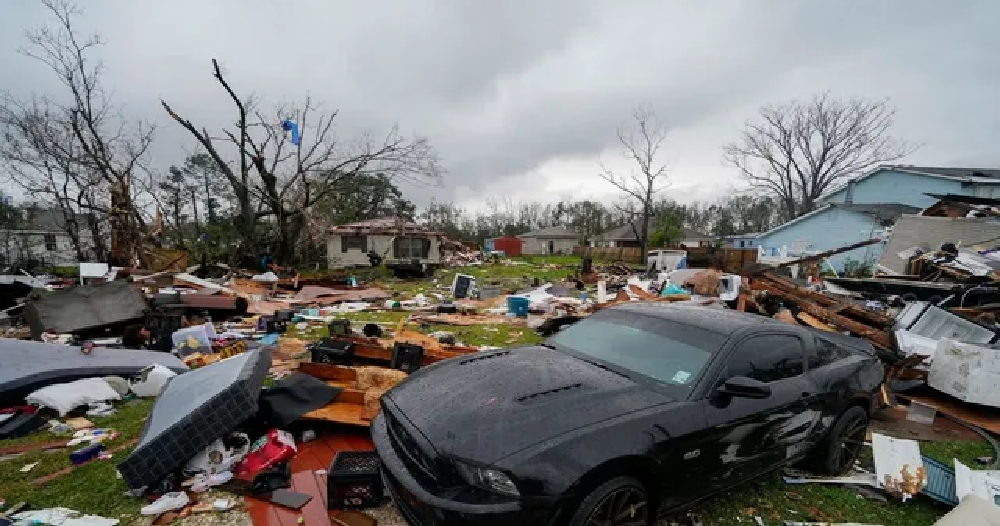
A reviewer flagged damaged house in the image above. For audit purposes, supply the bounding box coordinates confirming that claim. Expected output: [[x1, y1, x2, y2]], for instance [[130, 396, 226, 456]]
[[326, 217, 444, 275], [757, 165, 1000, 273]]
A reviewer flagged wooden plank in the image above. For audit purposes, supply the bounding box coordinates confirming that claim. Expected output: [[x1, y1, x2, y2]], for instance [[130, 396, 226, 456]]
[[761, 274, 894, 327], [795, 312, 836, 331], [750, 280, 893, 349], [298, 362, 357, 382], [300, 403, 369, 427], [898, 393, 1000, 437]]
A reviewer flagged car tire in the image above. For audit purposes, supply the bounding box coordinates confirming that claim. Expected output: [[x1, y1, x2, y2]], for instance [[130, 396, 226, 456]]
[[568, 475, 650, 526], [807, 405, 869, 475]]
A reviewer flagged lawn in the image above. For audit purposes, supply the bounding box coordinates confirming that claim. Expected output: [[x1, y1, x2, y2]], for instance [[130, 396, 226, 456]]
[[0, 398, 154, 518]]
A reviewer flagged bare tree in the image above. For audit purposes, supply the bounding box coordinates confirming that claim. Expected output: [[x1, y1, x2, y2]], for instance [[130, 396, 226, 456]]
[[723, 92, 917, 220], [598, 106, 671, 256], [0, 0, 156, 265], [161, 59, 442, 264]]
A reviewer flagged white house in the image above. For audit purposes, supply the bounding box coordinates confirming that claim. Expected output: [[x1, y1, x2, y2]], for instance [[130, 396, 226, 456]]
[[326, 217, 443, 271], [517, 226, 579, 255], [0, 208, 94, 268]]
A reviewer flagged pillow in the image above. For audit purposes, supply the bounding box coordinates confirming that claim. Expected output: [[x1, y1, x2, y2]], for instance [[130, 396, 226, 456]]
[[26, 378, 122, 416]]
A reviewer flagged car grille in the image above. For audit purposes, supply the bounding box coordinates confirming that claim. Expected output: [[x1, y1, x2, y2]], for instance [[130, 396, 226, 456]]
[[383, 406, 439, 486]]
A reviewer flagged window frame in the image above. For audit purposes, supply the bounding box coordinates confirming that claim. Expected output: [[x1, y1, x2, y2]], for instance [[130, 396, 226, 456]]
[[340, 235, 367, 253], [393, 236, 430, 259], [43, 234, 57, 252], [711, 331, 808, 389]]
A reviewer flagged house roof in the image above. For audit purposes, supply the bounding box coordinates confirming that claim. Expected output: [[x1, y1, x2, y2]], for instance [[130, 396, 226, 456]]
[[878, 215, 1000, 274], [328, 216, 443, 236], [758, 202, 918, 239], [517, 225, 578, 239], [829, 203, 921, 225], [594, 224, 711, 242], [823, 165, 1000, 200], [925, 193, 1000, 206]]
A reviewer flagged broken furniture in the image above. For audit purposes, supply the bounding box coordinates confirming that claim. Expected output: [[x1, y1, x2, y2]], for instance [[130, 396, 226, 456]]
[[22, 280, 148, 339], [296, 362, 406, 427], [0, 339, 188, 407], [118, 348, 271, 490]]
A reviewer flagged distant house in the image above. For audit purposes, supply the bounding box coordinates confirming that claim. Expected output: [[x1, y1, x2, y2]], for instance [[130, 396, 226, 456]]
[[0, 207, 93, 267], [755, 203, 920, 272], [326, 217, 443, 272], [721, 233, 762, 249], [517, 226, 579, 255], [592, 225, 713, 249]]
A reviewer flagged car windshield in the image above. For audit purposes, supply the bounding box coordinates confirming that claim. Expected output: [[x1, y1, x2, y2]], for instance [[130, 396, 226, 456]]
[[547, 310, 725, 394]]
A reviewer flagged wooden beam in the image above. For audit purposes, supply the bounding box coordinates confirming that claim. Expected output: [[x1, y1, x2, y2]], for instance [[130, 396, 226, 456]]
[[750, 280, 894, 349], [758, 274, 895, 328]]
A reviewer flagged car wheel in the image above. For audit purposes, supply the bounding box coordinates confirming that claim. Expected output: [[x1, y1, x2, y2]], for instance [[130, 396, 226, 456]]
[[810, 405, 869, 475], [569, 476, 649, 526]]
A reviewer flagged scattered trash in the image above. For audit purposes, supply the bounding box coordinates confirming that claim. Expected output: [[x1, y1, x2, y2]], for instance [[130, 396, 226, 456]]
[[140, 492, 190, 516]]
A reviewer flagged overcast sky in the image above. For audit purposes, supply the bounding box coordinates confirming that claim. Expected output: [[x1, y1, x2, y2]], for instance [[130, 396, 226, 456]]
[[2, 0, 998, 211]]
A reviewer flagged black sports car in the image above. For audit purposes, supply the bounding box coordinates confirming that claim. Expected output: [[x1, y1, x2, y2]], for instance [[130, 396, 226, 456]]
[[373, 303, 884, 526]]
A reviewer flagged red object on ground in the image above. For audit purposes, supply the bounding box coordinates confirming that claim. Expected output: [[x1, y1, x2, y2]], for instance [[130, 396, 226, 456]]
[[492, 236, 522, 257], [246, 429, 372, 526], [235, 429, 298, 480]]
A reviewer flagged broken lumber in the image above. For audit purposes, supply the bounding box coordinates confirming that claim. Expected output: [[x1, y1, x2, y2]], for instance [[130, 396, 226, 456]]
[[759, 274, 894, 328], [750, 280, 893, 349]]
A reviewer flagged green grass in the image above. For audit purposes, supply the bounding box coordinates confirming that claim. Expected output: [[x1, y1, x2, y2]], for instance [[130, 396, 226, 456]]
[[0, 399, 154, 518]]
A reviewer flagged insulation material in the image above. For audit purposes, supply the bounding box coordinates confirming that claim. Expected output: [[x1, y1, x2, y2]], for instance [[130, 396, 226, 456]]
[[928, 339, 1000, 408], [872, 433, 927, 500]]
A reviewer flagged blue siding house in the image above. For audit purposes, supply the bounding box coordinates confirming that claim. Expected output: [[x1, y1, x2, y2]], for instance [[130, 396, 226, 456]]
[[820, 165, 1000, 207], [756, 165, 1000, 272]]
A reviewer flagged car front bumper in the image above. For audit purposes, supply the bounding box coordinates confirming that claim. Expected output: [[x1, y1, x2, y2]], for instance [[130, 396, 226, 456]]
[[371, 412, 556, 526]]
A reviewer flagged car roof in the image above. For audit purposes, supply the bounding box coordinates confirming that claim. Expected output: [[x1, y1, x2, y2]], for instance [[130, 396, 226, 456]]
[[608, 302, 786, 336]]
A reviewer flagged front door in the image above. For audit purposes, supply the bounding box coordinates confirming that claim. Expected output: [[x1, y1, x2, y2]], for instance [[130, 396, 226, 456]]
[[547, 240, 554, 254], [690, 333, 817, 488]]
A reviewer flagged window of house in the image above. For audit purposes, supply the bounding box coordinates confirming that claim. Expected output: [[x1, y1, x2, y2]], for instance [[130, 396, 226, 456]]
[[43, 234, 57, 252], [975, 185, 997, 198], [394, 237, 430, 259], [341, 235, 367, 252], [722, 334, 804, 384]]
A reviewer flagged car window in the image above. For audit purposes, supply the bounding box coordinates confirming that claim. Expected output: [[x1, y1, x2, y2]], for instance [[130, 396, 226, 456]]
[[808, 337, 852, 369], [547, 310, 726, 394], [724, 334, 804, 384]]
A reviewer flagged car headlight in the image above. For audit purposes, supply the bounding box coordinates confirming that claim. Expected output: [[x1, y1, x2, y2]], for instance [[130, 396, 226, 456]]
[[454, 461, 520, 497]]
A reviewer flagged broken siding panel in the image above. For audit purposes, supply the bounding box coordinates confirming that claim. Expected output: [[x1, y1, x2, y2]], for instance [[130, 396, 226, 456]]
[[878, 215, 1000, 274]]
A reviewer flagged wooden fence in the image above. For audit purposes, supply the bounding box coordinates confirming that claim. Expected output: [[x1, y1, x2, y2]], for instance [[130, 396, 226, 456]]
[[573, 245, 758, 273]]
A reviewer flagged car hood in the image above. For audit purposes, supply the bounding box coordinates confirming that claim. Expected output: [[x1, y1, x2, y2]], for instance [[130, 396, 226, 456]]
[[385, 345, 671, 463]]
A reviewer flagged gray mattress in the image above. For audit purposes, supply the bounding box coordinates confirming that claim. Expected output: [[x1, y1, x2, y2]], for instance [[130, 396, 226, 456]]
[[0, 339, 188, 402]]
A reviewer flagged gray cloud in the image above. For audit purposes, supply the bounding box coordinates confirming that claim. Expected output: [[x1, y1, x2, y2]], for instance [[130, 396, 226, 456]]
[[2, 0, 998, 208]]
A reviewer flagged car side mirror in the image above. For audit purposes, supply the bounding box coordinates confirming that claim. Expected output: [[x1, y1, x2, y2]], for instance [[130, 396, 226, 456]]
[[717, 376, 771, 399]]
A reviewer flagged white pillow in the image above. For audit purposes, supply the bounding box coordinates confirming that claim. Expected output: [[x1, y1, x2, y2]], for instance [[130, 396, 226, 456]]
[[26, 378, 122, 416]]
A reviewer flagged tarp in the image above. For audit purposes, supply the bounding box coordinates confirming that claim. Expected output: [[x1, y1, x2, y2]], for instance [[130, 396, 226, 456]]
[[0, 339, 188, 406], [22, 280, 148, 338]]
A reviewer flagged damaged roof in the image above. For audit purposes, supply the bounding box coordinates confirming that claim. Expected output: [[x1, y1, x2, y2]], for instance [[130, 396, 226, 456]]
[[829, 203, 922, 225], [328, 216, 444, 236]]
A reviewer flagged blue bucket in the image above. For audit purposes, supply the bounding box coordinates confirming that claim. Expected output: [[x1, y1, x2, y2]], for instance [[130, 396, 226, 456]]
[[507, 296, 530, 317]]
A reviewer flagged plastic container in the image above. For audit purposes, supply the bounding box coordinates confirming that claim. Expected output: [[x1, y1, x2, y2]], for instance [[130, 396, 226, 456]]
[[70, 443, 105, 465], [171, 325, 214, 356], [234, 429, 297, 480], [507, 297, 530, 317], [327, 451, 383, 509]]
